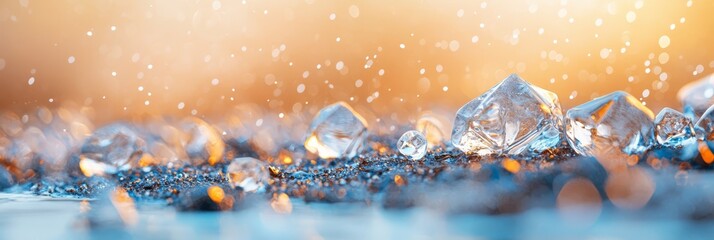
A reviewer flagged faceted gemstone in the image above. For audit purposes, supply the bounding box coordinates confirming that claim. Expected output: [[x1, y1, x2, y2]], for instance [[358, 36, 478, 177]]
[[654, 108, 696, 148], [695, 104, 714, 141], [226, 157, 268, 192], [182, 117, 225, 166], [304, 102, 368, 159], [397, 130, 428, 160], [80, 123, 146, 174], [451, 74, 563, 155], [416, 114, 447, 148], [564, 91, 655, 157], [678, 73, 714, 118]]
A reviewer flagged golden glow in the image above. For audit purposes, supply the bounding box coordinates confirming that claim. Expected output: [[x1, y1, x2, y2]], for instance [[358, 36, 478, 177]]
[[502, 158, 521, 173], [626, 155, 639, 166], [207, 185, 225, 203], [394, 175, 406, 186], [556, 178, 602, 225], [138, 153, 158, 167], [605, 167, 655, 210], [110, 187, 138, 226], [79, 157, 113, 177], [699, 142, 714, 164], [270, 193, 293, 214]]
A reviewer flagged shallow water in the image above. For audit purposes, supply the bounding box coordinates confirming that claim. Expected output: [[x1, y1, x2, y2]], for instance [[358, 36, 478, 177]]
[[2, 193, 714, 240]]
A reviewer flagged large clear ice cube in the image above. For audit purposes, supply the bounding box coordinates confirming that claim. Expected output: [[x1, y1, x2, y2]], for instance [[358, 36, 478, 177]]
[[565, 91, 655, 157], [451, 74, 563, 155], [304, 102, 368, 159]]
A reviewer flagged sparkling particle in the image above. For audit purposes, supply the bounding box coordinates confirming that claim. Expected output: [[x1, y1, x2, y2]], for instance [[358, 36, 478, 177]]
[[68, 56, 75, 64], [28, 77, 35, 85], [178, 102, 185, 110], [471, 35, 479, 43], [397, 130, 428, 160], [658, 35, 670, 49], [599, 48, 610, 59], [565, 91, 655, 159], [626, 11, 636, 23], [449, 40, 460, 52], [212, 0, 222, 10], [297, 84, 305, 93], [348, 5, 360, 18], [451, 74, 564, 155], [211, 78, 220, 86], [304, 102, 368, 159]]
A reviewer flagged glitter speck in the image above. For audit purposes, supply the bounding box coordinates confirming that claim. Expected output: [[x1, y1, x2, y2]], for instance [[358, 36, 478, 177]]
[[28, 77, 35, 86], [626, 11, 636, 23], [67, 56, 75, 64], [348, 5, 360, 18], [211, 78, 220, 86], [658, 35, 671, 49], [212, 0, 222, 10], [297, 84, 305, 93], [178, 102, 185, 110]]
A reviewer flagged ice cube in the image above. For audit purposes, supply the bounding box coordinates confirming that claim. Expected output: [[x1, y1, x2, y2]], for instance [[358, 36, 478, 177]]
[[451, 74, 563, 156], [397, 130, 428, 160], [304, 102, 368, 159], [564, 91, 655, 157]]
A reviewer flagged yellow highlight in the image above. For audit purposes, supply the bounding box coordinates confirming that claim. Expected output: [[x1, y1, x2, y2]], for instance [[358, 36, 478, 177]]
[[207, 186, 225, 203], [699, 142, 714, 164], [271, 193, 293, 214], [394, 175, 406, 186], [502, 158, 521, 173]]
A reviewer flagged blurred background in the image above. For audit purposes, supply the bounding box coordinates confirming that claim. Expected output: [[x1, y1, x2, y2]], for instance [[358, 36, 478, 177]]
[[0, 0, 712, 124]]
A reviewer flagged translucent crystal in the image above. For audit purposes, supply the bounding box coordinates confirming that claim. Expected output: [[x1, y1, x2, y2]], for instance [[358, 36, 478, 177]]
[[695, 104, 714, 141], [678, 73, 714, 118], [397, 130, 428, 160], [654, 108, 696, 148], [304, 102, 368, 159], [226, 157, 268, 192], [565, 91, 655, 157], [451, 74, 563, 155], [416, 114, 446, 148], [80, 123, 146, 174], [182, 117, 225, 166]]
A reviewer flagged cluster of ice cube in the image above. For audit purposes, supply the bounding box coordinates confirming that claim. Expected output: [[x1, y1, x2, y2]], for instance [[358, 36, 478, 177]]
[[304, 73, 714, 162]]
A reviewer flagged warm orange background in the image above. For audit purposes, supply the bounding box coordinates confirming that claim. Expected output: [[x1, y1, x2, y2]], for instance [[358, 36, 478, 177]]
[[0, 0, 712, 124]]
